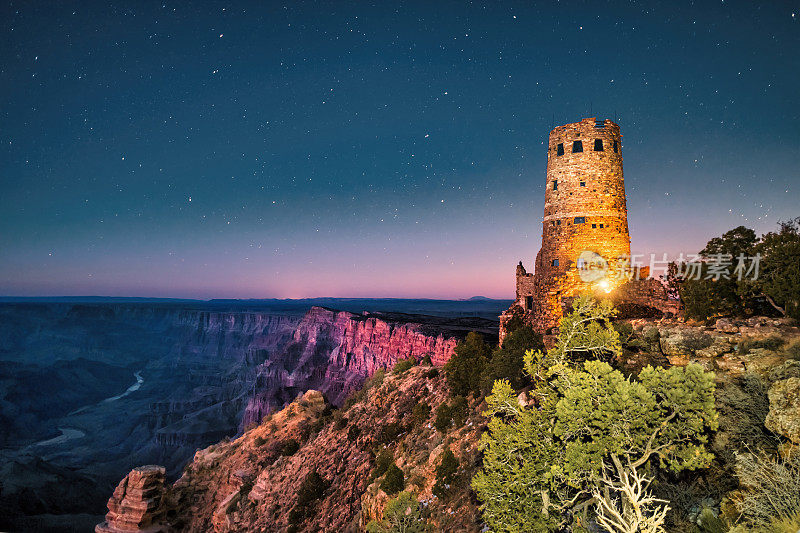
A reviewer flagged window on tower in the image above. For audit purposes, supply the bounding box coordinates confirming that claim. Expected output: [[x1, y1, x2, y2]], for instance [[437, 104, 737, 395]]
[[572, 140, 583, 153], [552, 180, 558, 190], [594, 139, 604, 151], [525, 296, 533, 310], [556, 143, 564, 156], [574, 216, 586, 224], [580, 181, 586, 187], [552, 259, 559, 266], [613, 140, 619, 153]]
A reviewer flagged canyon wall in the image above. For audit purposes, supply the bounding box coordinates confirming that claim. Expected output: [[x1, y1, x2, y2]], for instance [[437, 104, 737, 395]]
[[0, 302, 470, 531], [240, 307, 459, 426]]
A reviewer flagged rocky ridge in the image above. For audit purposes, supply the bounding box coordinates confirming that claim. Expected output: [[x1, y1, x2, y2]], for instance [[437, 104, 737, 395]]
[[0, 302, 472, 531], [97, 365, 485, 532], [240, 306, 461, 426], [98, 315, 800, 532]]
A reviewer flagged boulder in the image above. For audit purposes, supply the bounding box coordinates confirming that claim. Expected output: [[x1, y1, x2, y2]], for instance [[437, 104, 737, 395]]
[[714, 349, 786, 377], [96, 465, 170, 533], [715, 318, 739, 334], [715, 355, 747, 376], [746, 316, 772, 327], [765, 377, 800, 444], [696, 339, 734, 358], [659, 329, 713, 357]]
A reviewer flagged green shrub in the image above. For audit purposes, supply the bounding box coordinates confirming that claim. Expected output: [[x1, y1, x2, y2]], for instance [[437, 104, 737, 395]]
[[365, 491, 432, 533], [371, 449, 393, 480], [444, 332, 490, 397], [281, 439, 300, 456], [750, 218, 800, 320], [335, 415, 348, 429], [714, 374, 776, 464], [411, 402, 431, 426], [425, 368, 439, 379], [380, 464, 404, 495], [614, 321, 634, 344], [309, 417, 327, 435], [762, 510, 800, 533], [288, 469, 328, 527], [421, 354, 433, 366], [376, 422, 404, 445], [347, 425, 361, 442], [449, 395, 468, 428], [433, 403, 452, 432], [753, 335, 787, 352], [697, 507, 727, 533], [472, 296, 717, 533], [253, 436, 266, 447], [368, 368, 387, 388], [393, 357, 416, 374], [433, 448, 459, 498], [481, 326, 543, 392]]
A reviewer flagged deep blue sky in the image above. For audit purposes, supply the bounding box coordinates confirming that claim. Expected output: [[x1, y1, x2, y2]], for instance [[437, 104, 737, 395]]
[[1, 1, 798, 298]]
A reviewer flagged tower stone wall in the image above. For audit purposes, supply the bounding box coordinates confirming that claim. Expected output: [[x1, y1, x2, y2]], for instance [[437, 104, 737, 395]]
[[502, 118, 639, 338]]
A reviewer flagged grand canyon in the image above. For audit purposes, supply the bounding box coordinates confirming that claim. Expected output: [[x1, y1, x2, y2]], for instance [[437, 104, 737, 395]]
[[2, 2, 797, 532], [0, 298, 503, 531]]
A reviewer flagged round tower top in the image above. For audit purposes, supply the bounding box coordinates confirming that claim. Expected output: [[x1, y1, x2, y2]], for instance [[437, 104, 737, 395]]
[[549, 117, 621, 140]]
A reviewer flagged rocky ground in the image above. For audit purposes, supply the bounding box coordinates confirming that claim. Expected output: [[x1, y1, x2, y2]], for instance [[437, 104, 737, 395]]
[[95, 314, 800, 532], [97, 364, 485, 532]]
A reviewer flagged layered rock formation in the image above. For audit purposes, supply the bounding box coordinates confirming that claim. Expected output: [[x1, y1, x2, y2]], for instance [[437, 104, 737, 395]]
[[0, 302, 476, 530], [240, 307, 460, 426], [101, 365, 486, 533], [96, 465, 170, 533]]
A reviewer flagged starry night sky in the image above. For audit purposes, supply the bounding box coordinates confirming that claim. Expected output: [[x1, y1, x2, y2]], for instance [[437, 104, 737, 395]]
[[1, 1, 798, 299]]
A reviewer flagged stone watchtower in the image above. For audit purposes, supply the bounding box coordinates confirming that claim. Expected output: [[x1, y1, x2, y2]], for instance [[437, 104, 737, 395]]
[[503, 118, 632, 336]]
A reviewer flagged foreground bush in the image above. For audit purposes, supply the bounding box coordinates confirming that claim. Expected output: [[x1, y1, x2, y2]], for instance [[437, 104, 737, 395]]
[[392, 357, 416, 374], [730, 448, 800, 531], [366, 491, 432, 533], [288, 469, 328, 530], [433, 447, 459, 499], [481, 326, 543, 392], [380, 464, 404, 495], [472, 296, 718, 532], [444, 332, 490, 397]]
